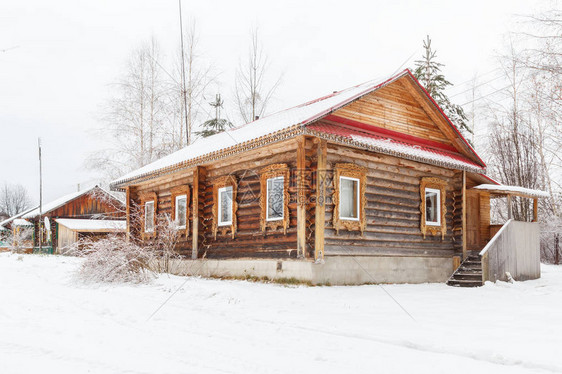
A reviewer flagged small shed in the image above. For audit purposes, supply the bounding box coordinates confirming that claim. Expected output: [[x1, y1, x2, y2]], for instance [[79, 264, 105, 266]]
[[55, 218, 126, 252]]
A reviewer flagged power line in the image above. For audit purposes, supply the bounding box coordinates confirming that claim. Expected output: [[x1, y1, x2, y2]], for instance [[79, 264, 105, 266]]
[[449, 74, 506, 98], [445, 67, 502, 93], [459, 84, 512, 106]]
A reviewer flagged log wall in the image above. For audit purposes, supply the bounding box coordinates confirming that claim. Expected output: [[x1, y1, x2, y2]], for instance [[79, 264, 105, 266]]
[[129, 139, 466, 260], [323, 143, 463, 257]]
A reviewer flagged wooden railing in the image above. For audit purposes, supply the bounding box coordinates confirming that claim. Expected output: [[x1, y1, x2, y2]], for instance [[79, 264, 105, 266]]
[[480, 220, 541, 283]]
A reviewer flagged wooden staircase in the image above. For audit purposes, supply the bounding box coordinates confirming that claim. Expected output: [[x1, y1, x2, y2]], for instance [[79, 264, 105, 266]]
[[447, 254, 483, 287]]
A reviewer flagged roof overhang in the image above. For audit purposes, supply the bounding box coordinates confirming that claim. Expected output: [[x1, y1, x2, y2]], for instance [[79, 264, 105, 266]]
[[472, 184, 549, 199], [111, 69, 487, 189]]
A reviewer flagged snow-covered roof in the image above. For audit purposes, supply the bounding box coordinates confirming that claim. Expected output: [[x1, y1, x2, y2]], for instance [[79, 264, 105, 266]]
[[0, 206, 38, 228], [473, 184, 550, 198], [55, 218, 126, 232], [22, 186, 119, 219], [307, 122, 484, 173], [111, 75, 395, 186], [13, 218, 33, 226], [113, 69, 484, 188]]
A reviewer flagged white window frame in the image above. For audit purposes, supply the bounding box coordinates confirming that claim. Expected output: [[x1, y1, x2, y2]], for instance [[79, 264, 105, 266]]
[[339, 176, 360, 221], [144, 201, 155, 233], [218, 186, 233, 226], [175, 194, 187, 229], [425, 187, 441, 226], [266, 176, 284, 222]]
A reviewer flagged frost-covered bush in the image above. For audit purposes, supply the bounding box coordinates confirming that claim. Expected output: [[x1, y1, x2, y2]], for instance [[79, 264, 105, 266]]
[[75, 235, 155, 284]]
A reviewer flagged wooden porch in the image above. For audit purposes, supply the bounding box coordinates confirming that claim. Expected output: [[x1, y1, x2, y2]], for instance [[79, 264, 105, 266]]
[[448, 180, 545, 287]]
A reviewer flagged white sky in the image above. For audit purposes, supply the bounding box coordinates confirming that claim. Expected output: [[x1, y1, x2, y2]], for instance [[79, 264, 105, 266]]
[[0, 0, 555, 204]]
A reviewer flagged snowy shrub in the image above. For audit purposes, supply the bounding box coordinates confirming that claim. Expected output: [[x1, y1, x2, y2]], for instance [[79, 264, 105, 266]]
[[75, 235, 155, 284], [146, 214, 182, 274]]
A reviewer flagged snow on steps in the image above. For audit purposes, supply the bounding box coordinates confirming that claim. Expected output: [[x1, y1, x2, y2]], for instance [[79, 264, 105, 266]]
[[447, 255, 483, 287]]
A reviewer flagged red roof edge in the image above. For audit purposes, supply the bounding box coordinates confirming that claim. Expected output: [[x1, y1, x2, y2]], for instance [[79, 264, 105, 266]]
[[297, 69, 411, 128], [479, 173, 501, 185], [404, 69, 486, 168]]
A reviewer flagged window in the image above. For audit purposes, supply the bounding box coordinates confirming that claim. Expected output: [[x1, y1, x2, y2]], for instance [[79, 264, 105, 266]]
[[212, 175, 237, 239], [259, 164, 290, 233], [175, 195, 187, 229], [419, 177, 447, 239], [339, 176, 359, 220], [140, 191, 157, 238], [144, 201, 154, 233], [171, 185, 190, 235], [266, 176, 284, 221], [218, 186, 233, 226], [425, 188, 440, 226], [332, 163, 367, 235]]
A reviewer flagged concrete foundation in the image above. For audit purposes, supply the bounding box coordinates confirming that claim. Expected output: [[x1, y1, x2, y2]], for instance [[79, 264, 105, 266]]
[[152, 255, 455, 285]]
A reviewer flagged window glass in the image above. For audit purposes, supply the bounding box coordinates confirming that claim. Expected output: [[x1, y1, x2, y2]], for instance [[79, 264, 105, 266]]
[[175, 195, 187, 228], [145, 201, 154, 232], [218, 186, 233, 225], [267, 176, 284, 220], [425, 188, 440, 225], [340, 177, 359, 219]]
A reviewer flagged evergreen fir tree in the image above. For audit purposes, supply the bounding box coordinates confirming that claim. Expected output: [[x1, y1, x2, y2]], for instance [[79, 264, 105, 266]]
[[195, 94, 233, 138], [413, 36, 473, 139]]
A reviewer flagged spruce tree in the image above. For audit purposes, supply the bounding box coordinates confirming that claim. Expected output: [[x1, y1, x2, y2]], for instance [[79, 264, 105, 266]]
[[195, 94, 233, 138], [413, 36, 473, 139]]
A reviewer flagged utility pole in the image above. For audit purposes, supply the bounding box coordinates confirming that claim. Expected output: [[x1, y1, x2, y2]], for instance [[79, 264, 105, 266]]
[[178, 0, 190, 146], [38, 138, 43, 252]]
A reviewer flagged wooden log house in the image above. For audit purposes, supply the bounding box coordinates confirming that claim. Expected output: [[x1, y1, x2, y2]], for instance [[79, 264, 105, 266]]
[[0, 186, 125, 254], [111, 69, 546, 285]]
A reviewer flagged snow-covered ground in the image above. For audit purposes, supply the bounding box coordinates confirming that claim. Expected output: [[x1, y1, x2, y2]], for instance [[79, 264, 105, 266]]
[[1, 253, 561, 374]]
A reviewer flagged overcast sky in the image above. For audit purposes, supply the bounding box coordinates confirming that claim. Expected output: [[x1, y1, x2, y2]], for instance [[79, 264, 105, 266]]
[[0, 0, 556, 204]]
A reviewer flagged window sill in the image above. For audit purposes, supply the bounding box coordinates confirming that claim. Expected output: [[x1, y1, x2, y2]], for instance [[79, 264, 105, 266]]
[[266, 217, 284, 222], [340, 217, 360, 222]]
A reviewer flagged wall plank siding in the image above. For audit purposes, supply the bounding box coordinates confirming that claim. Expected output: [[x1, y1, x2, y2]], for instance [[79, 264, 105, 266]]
[[324, 143, 462, 257], [332, 83, 454, 146]]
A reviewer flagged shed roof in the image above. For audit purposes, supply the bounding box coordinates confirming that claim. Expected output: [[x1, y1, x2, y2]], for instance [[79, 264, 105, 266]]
[[55, 219, 126, 232], [22, 186, 120, 219], [13, 218, 33, 226], [473, 184, 549, 198], [111, 69, 485, 189]]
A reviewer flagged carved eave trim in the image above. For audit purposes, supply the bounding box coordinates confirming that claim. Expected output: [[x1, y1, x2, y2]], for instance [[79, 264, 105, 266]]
[[420, 177, 447, 240], [171, 184, 190, 238], [259, 163, 290, 234], [332, 163, 367, 235], [305, 128, 485, 174], [111, 126, 305, 191], [212, 175, 238, 240]]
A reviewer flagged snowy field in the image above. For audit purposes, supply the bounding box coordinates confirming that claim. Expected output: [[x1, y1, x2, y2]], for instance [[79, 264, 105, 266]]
[[1, 253, 561, 374]]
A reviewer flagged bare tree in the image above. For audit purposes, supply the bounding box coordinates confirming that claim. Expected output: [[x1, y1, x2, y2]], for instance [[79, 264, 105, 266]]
[[158, 21, 215, 150], [234, 28, 282, 124], [87, 37, 169, 180], [0, 183, 33, 217], [488, 45, 541, 222]]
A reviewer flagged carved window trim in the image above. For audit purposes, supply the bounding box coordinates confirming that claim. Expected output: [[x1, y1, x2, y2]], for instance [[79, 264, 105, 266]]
[[332, 163, 367, 235], [139, 192, 157, 239], [259, 163, 290, 234], [212, 175, 237, 239], [420, 177, 447, 240], [171, 185, 190, 237]]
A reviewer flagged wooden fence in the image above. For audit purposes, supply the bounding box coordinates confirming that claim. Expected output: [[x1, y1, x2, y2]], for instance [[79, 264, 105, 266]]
[[480, 219, 541, 282]]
